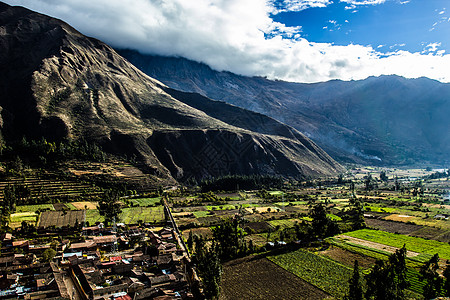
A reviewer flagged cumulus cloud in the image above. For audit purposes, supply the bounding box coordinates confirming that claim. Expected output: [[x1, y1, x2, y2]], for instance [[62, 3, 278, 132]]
[[5, 0, 450, 83], [340, 0, 386, 5]]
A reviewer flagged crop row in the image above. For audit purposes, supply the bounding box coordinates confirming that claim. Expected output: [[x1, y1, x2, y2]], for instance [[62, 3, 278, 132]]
[[268, 249, 353, 298], [345, 229, 450, 260]]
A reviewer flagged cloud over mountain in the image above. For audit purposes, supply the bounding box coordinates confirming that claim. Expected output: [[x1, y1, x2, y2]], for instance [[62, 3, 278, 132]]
[[7, 0, 450, 83]]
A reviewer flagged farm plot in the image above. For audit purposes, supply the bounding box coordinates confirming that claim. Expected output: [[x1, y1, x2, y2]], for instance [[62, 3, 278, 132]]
[[38, 210, 85, 228], [9, 212, 38, 228], [365, 218, 423, 235], [129, 197, 161, 207], [69, 201, 98, 210], [84, 206, 165, 225], [268, 249, 353, 299], [15, 204, 55, 213], [318, 245, 376, 269], [220, 256, 329, 300], [121, 207, 165, 224], [345, 229, 450, 260]]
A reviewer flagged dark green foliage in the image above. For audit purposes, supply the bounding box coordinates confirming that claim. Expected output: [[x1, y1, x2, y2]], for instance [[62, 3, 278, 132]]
[[3, 137, 107, 169], [380, 171, 388, 182], [443, 262, 450, 296], [194, 242, 222, 299], [97, 189, 122, 225], [346, 260, 364, 300], [309, 201, 340, 239], [212, 218, 246, 260], [420, 254, 442, 299], [42, 248, 57, 262], [365, 245, 409, 300], [347, 197, 366, 230], [200, 175, 284, 192]]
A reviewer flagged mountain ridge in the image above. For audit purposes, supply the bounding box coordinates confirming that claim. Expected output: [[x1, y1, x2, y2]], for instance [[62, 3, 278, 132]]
[[0, 3, 343, 182], [118, 49, 450, 166]]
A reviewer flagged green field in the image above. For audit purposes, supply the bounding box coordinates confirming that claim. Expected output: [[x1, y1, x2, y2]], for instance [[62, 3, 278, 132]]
[[85, 206, 165, 225], [206, 204, 238, 211], [10, 212, 38, 223], [129, 197, 161, 207], [193, 211, 210, 218], [345, 229, 450, 260], [268, 218, 300, 229], [364, 206, 397, 213], [15, 204, 55, 213], [268, 249, 353, 298]]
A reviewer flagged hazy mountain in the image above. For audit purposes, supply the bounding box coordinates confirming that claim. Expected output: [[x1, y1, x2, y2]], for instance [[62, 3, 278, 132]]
[[0, 3, 343, 182], [119, 49, 450, 166]]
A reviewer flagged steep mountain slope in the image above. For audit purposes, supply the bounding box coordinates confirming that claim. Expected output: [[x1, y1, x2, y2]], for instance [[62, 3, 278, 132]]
[[0, 3, 343, 182], [119, 49, 450, 166]]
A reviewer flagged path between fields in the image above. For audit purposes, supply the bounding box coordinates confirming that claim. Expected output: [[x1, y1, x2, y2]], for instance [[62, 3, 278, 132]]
[[335, 235, 421, 258]]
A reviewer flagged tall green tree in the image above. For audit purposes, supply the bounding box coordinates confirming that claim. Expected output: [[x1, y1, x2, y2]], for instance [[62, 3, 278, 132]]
[[347, 197, 366, 230], [346, 260, 364, 300], [212, 218, 245, 260], [309, 201, 340, 239], [420, 253, 442, 299], [366, 245, 409, 300], [97, 189, 122, 226]]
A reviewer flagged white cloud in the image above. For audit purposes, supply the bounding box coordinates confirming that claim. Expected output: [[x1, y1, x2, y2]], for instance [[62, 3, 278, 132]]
[[425, 42, 441, 52], [270, 0, 332, 13], [5, 0, 450, 83], [340, 0, 386, 6]]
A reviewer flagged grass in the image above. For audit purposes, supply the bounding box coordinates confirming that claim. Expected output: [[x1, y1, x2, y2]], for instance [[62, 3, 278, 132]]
[[268, 249, 353, 298], [268, 219, 300, 229], [345, 229, 450, 260], [15, 204, 54, 213], [364, 206, 397, 213], [129, 197, 161, 207], [10, 212, 38, 223], [206, 204, 238, 211], [85, 207, 165, 224], [193, 211, 210, 218]]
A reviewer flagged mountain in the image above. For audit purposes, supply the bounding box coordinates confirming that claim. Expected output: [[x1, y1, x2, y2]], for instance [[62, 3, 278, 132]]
[[0, 3, 343, 182], [119, 49, 450, 166]]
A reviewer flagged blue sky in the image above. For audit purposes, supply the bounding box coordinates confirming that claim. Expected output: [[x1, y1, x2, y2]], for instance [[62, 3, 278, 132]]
[[272, 0, 449, 55], [6, 0, 450, 83]]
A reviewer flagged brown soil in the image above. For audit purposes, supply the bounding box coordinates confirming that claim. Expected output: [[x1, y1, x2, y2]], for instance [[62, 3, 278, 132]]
[[365, 218, 422, 235], [71, 201, 98, 210], [244, 221, 272, 233], [220, 256, 330, 300], [318, 245, 376, 269]]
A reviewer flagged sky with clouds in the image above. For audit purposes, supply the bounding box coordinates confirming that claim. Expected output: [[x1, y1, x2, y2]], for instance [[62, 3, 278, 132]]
[[5, 0, 450, 83]]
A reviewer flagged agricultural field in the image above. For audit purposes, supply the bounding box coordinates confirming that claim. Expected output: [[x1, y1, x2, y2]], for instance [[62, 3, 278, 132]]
[[220, 255, 329, 300], [84, 206, 165, 225], [268, 248, 353, 299], [38, 210, 85, 228], [343, 229, 450, 260], [9, 212, 38, 228]]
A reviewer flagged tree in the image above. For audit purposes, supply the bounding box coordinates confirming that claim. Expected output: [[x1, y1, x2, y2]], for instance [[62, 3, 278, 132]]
[[346, 260, 364, 300], [420, 254, 442, 299], [212, 218, 245, 260], [195, 242, 222, 299], [443, 261, 450, 296], [97, 189, 122, 225], [42, 248, 57, 262], [347, 197, 366, 230], [366, 245, 409, 300], [309, 201, 339, 239], [380, 171, 388, 182]]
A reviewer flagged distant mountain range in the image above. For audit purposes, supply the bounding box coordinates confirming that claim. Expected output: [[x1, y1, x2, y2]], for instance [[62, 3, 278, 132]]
[[0, 2, 343, 182], [119, 49, 450, 166]]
